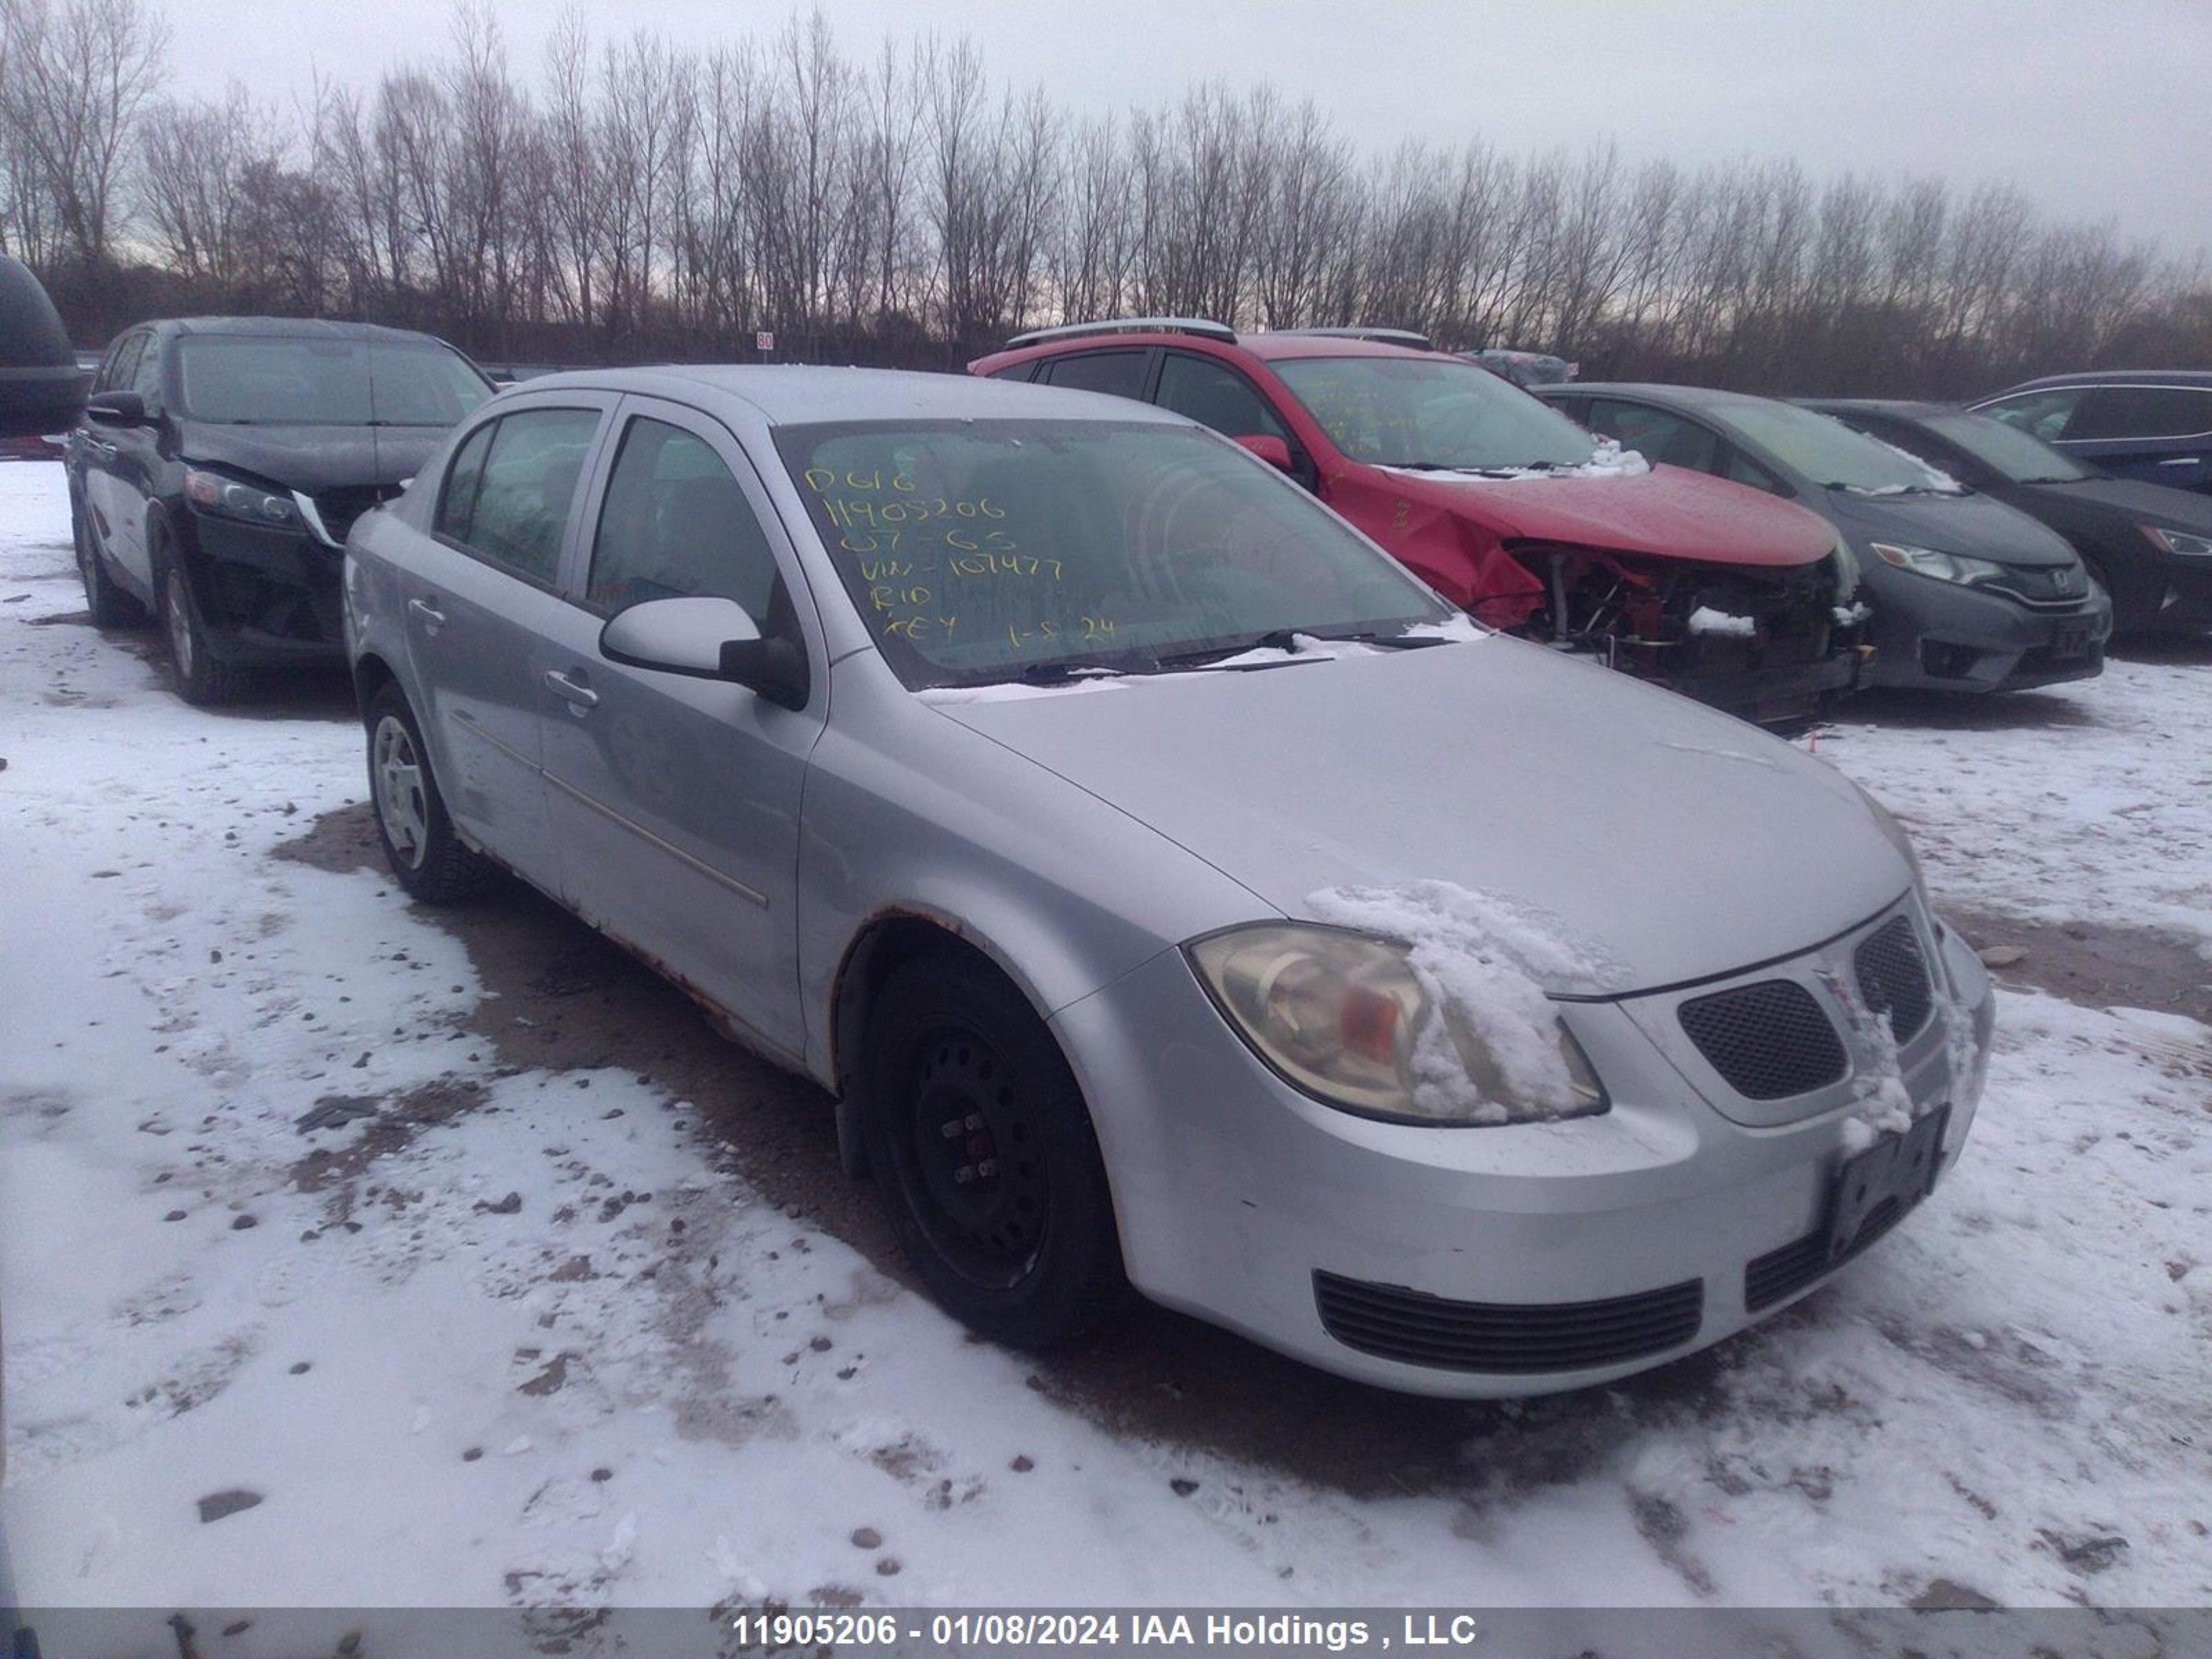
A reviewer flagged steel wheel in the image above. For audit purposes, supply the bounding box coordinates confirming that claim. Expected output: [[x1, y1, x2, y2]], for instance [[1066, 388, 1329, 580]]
[[901, 1022, 1051, 1290], [863, 951, 1125, 1349], [372, 713, 431, 870]]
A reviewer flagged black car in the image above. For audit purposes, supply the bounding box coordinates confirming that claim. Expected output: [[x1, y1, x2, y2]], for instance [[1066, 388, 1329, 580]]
[[66, 317, 494, 703], [1538, 383, 2110, 694], [1806, 400, 2212, 636], [1971, 371, 2212, 496]]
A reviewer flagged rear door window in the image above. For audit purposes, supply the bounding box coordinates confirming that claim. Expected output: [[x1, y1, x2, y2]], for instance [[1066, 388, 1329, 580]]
[[586, 415, 782, 625], [1154, 353, 1288, 441], [1721, 447, 1788, 494], [129, 333, 165, 406], [433, 407, 602, 584], [100, 334, 143, 396], [1039, 350, 1150, 401], [2066, 385, 2212, 442], [1978, 386, 2086, 442], [1586, 399, 1720, 473]]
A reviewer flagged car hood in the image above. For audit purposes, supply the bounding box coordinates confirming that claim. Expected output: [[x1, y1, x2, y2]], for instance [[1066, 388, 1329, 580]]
[[1380, 463, 1835, 568], [931, 637, 1909, 996], [178, 421, 447, 492], [1822, 487, 2077, 567], [2024, 475, 2212, 533]]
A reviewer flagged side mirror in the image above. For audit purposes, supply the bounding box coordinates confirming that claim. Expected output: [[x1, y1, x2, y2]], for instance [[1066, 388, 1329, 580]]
[[85, 389, 149, 427], [1234, 433, 1294, 473], [598, 595, 809, 711]]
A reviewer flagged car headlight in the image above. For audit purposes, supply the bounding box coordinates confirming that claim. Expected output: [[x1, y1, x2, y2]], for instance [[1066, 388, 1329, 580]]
[[1868, 542, 2003, 586], [2141, 525, 2212, 558], [1185, 923, 1608, 1125], [184, 467, 299, 527], [1850, 781, 1924, 891]]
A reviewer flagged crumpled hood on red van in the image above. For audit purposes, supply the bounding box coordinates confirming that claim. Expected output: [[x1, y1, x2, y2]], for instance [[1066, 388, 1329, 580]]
[[1380, 462, 1837, 568]]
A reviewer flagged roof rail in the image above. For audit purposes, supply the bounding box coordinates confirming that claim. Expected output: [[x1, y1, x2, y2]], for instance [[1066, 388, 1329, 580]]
[[1273, 326, 1435, 351], [1003, 317, 1237, 350]]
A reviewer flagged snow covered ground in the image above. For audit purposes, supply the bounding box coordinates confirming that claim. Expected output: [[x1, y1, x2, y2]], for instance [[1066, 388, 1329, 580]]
[[2, 459, 2207, 1615]]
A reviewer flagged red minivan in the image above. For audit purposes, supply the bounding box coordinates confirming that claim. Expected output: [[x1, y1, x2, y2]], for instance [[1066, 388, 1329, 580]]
[[971, 321, 1867, 722]]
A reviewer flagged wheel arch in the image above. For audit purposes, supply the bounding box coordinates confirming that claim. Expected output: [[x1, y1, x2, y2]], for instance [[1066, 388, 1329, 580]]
[[352, 649, 400, 722], [827, 906, 1072, 1180]]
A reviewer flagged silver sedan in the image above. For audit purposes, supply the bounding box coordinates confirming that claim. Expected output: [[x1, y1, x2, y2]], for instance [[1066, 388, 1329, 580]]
[[344, 366, 1993, 1397]]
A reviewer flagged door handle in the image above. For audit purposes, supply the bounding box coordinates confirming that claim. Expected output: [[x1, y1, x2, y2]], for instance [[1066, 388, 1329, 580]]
[[543, 668, 599, 710], [406, 597, 447, 630]]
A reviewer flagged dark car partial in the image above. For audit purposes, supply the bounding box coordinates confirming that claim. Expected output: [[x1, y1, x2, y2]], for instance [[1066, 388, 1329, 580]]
[[66, 317, 493, 703], [1971, 371, 2212, 496], [0, 256, 82, 440], [1806, 399, 2212, 636], [1540, 384, 2110, 694]]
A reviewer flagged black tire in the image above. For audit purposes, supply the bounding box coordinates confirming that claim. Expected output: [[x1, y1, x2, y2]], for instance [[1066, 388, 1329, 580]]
[[862, 952, 1125, 1349], [154, 536, 251, 706], [364, 680, 493, 903], [72, 496, 148, 627]]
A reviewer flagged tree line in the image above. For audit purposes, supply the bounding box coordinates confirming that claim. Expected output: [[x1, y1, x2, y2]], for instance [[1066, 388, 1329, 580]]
[[5, 0, 2208, 395]]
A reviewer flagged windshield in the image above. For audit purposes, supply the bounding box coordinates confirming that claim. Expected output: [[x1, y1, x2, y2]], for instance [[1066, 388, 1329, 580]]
[[176, 337, 493, 427], [775, 420, 1452, 688], [1723, 400, 1954, 494], [1272, 355, 1597, 471], [1920, 411, 2092, 483]]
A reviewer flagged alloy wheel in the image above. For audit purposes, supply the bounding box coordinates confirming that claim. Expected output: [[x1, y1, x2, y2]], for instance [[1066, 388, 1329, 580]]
[[164, 572, 196, 679], [372, 714, 431, 869]]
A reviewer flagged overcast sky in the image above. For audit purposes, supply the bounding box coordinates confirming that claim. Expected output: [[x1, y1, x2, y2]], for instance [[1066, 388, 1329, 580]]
[[163, 0, 2211, 260]]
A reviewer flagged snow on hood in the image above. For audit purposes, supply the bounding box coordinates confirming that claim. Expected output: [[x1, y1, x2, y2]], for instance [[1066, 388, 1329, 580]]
[[1307, 880, 1621, 1123], [931, 634, 1913, 995]]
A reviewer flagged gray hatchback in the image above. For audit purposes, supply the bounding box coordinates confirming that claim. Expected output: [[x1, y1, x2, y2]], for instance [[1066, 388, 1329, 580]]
[[1541, 384, 2112, 693], [344, 366, 1993, 1396]]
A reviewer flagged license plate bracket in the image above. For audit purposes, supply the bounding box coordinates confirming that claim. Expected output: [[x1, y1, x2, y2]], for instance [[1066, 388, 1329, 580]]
[[2048, 625, 2091, 660], [1826, 1105, 1949, 1261]]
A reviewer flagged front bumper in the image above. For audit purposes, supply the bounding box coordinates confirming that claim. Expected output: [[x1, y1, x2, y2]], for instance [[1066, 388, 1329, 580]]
[[178, 507, 347, 666], [2129, 552, 2212, 634], [1656, 642, 1864, 726], [1053, 898, 1993, 1398], [1863, 570, 2111, 692]]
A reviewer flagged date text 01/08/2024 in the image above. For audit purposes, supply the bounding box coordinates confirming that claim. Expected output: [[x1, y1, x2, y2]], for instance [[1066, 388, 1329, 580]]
[[724, 1611, 1490, 1650]]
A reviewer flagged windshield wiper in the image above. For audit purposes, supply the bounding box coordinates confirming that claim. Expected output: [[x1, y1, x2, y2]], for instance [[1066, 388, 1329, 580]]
[[1384, 460, 1559, 476], [1150, 628, 1306, 671], [1013, 661, 1125, 685]]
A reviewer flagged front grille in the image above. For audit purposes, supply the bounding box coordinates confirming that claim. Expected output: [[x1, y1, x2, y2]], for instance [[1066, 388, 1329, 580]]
[[312, 483, 402, 545], [1853, 916, 1933, 1042], [1989, 564, 2089, 608], [1678, 561, 1839, 668], [1678, 980, 1849, 1100], [1313, 1271, 1703, 1374], [1745, 1192, 1913, 1311]]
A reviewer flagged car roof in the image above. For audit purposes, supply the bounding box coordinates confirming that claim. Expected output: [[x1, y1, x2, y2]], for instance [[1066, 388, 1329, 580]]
[[165, 316, 465, 347], [510, 363, 1194, 427], [1987, 369, 2212, 393], [1537, 382, 1761, 411], [1796, 398, 1971, 420], [1235, 334, 1439, 364]]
